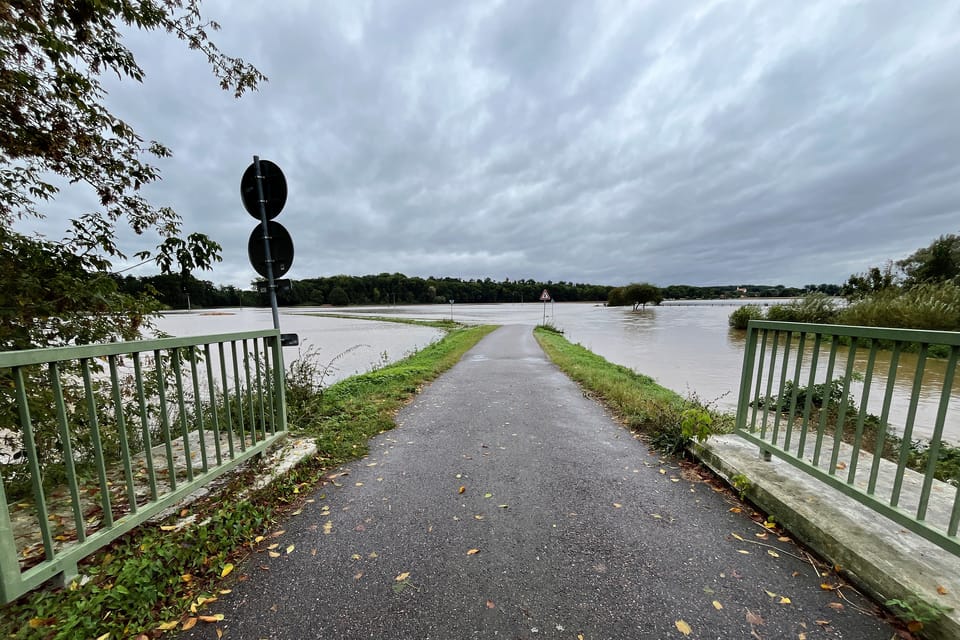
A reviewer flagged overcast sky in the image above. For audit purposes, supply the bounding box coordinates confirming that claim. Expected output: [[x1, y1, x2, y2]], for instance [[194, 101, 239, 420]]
[[28, 0, 960, 288]]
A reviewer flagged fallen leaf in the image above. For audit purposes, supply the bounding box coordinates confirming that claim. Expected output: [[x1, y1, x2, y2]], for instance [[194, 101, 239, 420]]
[[938, 585, 949, 595], [827, 602, 844, 611], [220, 563, 234, 578], [659, 469, 666, 475], [354, 572, 363, 580], [712, 600, 723, 610], [268, 551, 280, 558], [820, 583, 835, 591], [779, 596, 791, 605], [613, 503, 622, 508], [267, 543, 279, 550], [95, 634, 110, 640], [474, 515, 484, 520], [767, 550, 780, 558], [286, 544, 295, 554], [199, 614, 224, 623], [745, 610, 764, 626], [219, 589, 232, 595], [323, 521, 333, 535], [181, 574, 193, 583], [732, 533, 744, 541], [498, 504, 509, 509], [467, 548, 480, 555], [182, 618, 198, 631], [486, 599, 496, 609], [765, 590, 777, 598], [675, 620, 692, 635], [908, 621, 924, 632], [216, 628, 223, 639], [737, 550, 750, 554], [484, 493, 493, 498], [778, 536, 791, 542], [254, 535, 265, 543], [729, 507, 742, 513], [396, 572, 410, 581], [351, 553, 361, 560], [157, 621, 179, 631], [368, 551, 378, 559], [458, 486, 466, 494], [160, 525, 177, 531]]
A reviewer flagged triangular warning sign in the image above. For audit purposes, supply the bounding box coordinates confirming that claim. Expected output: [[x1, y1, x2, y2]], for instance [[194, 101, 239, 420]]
[[540, 289, 551, 301]]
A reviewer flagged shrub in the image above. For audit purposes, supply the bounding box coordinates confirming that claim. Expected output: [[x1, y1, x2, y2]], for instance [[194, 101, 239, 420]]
[[839, 282, 960, 331], [728, 304, 764, 329]]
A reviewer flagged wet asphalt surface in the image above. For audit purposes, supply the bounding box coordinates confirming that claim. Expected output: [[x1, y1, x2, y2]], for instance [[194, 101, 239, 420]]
[[181, 325, 897, 639]]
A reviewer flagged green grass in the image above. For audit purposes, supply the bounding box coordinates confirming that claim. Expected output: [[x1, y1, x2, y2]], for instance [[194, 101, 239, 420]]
[[0, 324, 496, 639], [533, 327, 733, 454]]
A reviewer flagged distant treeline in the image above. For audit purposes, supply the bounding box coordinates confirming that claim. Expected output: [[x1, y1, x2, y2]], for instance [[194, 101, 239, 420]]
[[112, 273, 841, 310]]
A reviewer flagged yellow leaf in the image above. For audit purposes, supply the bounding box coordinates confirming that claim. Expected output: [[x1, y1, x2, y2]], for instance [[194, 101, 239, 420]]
[[217, 628, 224, 639], [712, 600, 723, 610], [268, 551, 280, 558], [467, 548, 480, 555], [323, 521, 333, 535], [659, 469, 666, 475], [938, 585, 949, 595], [675, 619, 692, 635], [474, 515, 484, 520], [182, 618, 198, 631], [396, 572, 410, 581], [219, 589, 232, 595], [157, 621, 179, 631], [286, 544, 295, 554], [268, 543, 279, 550], [613, 503, 622, 508], [160, 525, 177, 531], [737, 550, 750, 554], [779, 596, 791, 604], [368, 551, 378, 559], [220, 563, 234, 578], [181, 574, 193, 583], [731, 533, 744, 541], [351, 554, 361, 560], [95, 634, 110, 640], [908, 620, 924, 632], [765, 590, 777, 598], [458, 486, 466, 494], [729, 507, 742, 513], [199, 614, 225, 622], [820, 583, 835, 591], [354, 572, 364, 580], [767, 550, 780, 558]]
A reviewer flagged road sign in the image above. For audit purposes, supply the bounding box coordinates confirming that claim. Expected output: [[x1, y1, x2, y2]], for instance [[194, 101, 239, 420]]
[[540, 289, 551, 301], [247, 221, 294, 278], [241, 159, 287, 219]]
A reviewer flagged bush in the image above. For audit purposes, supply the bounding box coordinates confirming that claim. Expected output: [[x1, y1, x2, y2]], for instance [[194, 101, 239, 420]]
[[839, 282, 960, 331], [728, 304, 764, 329]]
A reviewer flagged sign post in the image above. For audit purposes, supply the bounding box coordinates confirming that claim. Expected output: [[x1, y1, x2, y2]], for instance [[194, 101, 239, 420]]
[[241, 157, 297, 345], [540, 289, 551, 325]]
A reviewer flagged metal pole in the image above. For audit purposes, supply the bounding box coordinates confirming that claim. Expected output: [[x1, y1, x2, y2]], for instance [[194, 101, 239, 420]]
[[253, 155, 281, 331]]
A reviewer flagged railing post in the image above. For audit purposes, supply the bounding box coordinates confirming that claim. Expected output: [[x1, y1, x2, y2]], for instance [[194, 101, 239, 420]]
[[0, 475, 21, 603]]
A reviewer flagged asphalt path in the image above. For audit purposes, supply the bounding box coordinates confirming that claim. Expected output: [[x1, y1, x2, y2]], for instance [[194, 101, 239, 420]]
[[181, 324, 896, 639]]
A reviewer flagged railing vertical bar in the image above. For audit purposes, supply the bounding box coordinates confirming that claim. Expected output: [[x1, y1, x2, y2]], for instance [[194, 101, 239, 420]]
[[760, 330, 781, 441], [271, 335, 287, 432], [154, 350, 177, 491], [231, 341, 247, 453], [0, 473, 21, 602], [892, 345, 928, 507], [263, 338, 276, 436], [749, 328, 769, 433], [108, 356, 138, 513], [132, 354, 158, 502], [812, 335, 839, 467], [771, 329, 794, 447], [205, 345, 223, 466], [188, 349, 208, 474], [784, 332, 806, 451], [48, 362, 85, 543], [243, 340, 257, 446], [918, 345, 958, 522], [253, 340, 266, 441], [847, 340, 878, 486], [868, 341, 902, 496], [218, 343, 235, 459], [828, 337, 858, 475], [81, 359, 113, 528], [796, 334, 822, 458], [171, 349, 194, 483], [13, 367, 55, 560], [736, 323, 759, 433]]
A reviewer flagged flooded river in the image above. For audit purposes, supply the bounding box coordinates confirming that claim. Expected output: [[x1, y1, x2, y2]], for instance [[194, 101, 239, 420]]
[[158, 301, 960, 443]]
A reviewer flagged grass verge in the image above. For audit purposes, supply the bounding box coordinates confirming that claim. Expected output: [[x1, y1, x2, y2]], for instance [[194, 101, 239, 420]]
[[533, 325, 733, 454], [0, 324, 496, 639]]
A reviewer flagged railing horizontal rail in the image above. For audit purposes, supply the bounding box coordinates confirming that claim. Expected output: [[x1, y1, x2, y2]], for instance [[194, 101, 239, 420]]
[[735, 320, 960, 556], [0, 329, 287, 603]]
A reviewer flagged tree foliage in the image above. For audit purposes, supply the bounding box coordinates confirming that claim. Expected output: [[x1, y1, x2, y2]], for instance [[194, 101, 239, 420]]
[[0, 0, 265, 349], [607, 282, 663, 310]]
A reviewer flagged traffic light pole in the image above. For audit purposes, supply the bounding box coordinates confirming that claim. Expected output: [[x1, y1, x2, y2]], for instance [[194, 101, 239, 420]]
[[253, 155, 281, 331]]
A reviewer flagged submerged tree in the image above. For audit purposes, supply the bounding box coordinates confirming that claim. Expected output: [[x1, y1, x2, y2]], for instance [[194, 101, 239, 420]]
[[0, 1, 266, 349]]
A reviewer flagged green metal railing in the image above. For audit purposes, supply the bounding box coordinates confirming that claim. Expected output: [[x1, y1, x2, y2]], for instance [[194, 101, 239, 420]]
[[0, 330, 287, 603], [736, 320, 960, 555]]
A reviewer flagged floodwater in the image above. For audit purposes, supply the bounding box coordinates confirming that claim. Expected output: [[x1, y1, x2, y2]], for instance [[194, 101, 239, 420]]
[[158, 301, 960, 443]]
